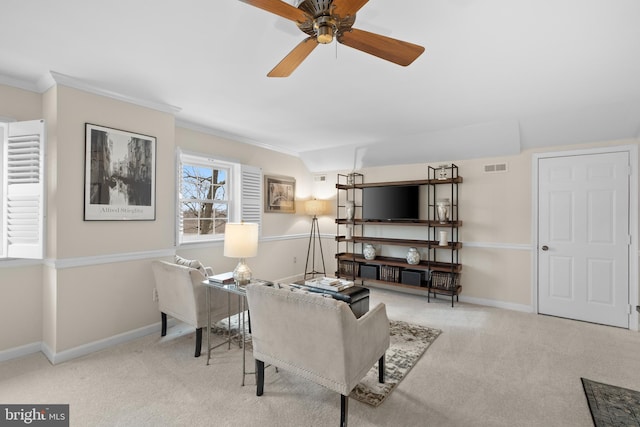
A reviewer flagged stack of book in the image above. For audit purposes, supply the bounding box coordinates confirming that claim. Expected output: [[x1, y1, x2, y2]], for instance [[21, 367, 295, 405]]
[[208, 271, 235, 285], [304, 277, 354, 292]]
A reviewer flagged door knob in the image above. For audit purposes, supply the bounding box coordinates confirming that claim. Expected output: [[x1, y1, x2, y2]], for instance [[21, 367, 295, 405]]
[[541, 245, 549, 251]]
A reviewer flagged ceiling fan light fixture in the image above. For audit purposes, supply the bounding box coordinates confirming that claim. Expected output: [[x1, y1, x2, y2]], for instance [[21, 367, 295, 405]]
[[317, 24, 333, 43], [314, 15, 336, 44]]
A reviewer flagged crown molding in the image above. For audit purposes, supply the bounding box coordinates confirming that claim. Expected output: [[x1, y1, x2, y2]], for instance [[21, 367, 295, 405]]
[[2, 71, 301, 158], [0, 73, 40, 92], [42, 71, 182, 115], [175, 119, 301, 158]]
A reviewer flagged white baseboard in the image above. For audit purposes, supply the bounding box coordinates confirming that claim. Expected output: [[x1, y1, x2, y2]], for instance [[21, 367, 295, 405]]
[[0, 293, 532, 365], [366, 282, 533, 313], [44, 322, 163, 365], [459, 295, 533, 313], [0, 341, 41, 363], [275, 274, 305, 284], [1, 322, 165, 365]]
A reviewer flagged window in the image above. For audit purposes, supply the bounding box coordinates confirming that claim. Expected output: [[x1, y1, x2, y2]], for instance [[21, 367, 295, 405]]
[[180, 160, 230, 241], [177, 150, 261, 244], [1, 119, 45, 259]]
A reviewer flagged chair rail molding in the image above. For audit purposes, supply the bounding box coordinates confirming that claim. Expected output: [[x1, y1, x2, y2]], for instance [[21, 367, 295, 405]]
[[47, 248, 176, 270]]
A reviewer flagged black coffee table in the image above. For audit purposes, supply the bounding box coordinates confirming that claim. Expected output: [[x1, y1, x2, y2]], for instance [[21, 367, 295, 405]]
[[296, 282, 370, 318]]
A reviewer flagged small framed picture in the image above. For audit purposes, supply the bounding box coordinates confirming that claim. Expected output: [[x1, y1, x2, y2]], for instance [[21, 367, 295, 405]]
[[84, 123, 156, 221], [264, 174, 296, 213]]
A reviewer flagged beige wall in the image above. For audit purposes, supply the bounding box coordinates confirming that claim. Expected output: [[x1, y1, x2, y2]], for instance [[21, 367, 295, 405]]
[[0, 82, 324, 360], [0, 264, 43, 349], [175, 126, 314, 240], [1, 79, 637, 361], [0, 85, 45, 355], [0, 84, 41, 120], [334, 139, 639, 309], [54, 86, 176, 258], [174, 126, 327, 282]]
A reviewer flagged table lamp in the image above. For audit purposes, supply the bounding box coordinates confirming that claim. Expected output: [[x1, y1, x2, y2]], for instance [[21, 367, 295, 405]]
[[304, 199, 327, 280], [224, 222, 259, 286]]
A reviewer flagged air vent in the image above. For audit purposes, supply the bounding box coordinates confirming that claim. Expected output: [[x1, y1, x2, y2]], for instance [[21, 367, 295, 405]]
[[314, 174, 327, 182], [483, 163, 508, 173]]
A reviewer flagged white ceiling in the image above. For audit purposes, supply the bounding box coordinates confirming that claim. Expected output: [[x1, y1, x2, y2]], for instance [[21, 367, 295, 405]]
[[1, 0, 639, 172]]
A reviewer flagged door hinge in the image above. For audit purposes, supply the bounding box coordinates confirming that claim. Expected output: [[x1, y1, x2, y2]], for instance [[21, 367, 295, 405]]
[[628, 235, 632, 245], [628, 305, 633, 315]]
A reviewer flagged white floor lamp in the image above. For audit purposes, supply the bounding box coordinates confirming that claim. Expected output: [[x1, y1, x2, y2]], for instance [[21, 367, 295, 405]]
[[304, 199, 327, 280]]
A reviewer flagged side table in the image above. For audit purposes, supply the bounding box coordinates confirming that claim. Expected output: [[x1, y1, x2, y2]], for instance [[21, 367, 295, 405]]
[[203, 279, 271, 386]]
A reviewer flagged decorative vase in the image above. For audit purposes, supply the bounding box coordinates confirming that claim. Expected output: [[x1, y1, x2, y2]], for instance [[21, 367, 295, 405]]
[[406, 247, 420, 265], [344, 225, 352, 240], [437, 165, 448, 180], [363, 244, 376, 260], [436, 199, 450, 223], [345, 200, 355, 221], [439, 230, 448, 246]]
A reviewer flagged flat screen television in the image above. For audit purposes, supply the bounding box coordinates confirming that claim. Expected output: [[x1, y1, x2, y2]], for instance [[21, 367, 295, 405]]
[[362, 185, 420, 221]]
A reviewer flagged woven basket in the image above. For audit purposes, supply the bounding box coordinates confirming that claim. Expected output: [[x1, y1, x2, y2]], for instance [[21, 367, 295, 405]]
[[431, 271, 460, 290]]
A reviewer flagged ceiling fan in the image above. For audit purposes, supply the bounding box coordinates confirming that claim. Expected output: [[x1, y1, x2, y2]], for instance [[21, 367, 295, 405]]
[[239, 0, 425, 77]]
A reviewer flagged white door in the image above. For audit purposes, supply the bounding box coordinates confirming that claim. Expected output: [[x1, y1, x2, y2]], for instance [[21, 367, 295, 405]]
[[538, 151, 629, 328]]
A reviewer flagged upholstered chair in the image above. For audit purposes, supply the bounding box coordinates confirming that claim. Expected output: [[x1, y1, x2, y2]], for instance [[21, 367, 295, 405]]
[[245, 283, 390, 427], [151, 258, 240, 357]]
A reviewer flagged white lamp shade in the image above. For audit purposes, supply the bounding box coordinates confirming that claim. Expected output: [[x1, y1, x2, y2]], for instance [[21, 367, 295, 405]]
[[224, 223, 259, 258], [305, 199, 327, 216]]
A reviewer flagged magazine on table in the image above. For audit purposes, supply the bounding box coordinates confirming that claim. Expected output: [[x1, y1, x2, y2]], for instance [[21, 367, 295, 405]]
[[208, 271, 234, 284], [304, 277, 354, 292]]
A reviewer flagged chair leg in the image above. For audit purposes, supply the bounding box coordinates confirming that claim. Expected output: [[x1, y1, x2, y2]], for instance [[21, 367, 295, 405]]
[[256, 360, 265, 396], [194, 327, 202, 357], [161, 313, 167, 336], [340, 394, 349, 427], [378, 355, 385, 383]]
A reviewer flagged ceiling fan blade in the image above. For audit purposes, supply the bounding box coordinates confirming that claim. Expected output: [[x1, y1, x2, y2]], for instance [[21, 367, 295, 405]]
[[239, 0, 310, 23], [338, 28, 425, 66], [267, 37, 319, 77], [331, 0, 369, 17]]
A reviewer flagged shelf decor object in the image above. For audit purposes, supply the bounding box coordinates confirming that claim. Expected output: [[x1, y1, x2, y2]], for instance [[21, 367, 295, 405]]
[[406, 247, 420, 265], [345, 200, 355, 220], [439, 231, 448, 246], [363, 244, 376, 260], [437, 165, 448, 180], [224, 222, 259, 286], [304, 199, 328, 280], [436, 199, 450, 223]]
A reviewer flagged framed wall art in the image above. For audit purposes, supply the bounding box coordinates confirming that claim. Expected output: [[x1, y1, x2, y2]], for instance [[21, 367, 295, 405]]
[[264, 174, 296, 213], [84, 123, 156, 221]]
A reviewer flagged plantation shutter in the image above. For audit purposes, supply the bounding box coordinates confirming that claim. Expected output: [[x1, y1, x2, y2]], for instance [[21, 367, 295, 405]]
[[240, 165, 262, 234], [176, 149, 184, 245], [3, 119, 45, 259]]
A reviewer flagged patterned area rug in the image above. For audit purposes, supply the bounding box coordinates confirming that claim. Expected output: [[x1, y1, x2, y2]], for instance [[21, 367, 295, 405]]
[[350, 320, 442, 407], [582, 378, 640, 426], [211, 312, 251, 342], [212, 316, 442, 407]]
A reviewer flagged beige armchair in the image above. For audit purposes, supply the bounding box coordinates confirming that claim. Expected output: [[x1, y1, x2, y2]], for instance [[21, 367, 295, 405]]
[[151, 259, 240, 357], [245, 283, 390, 427]]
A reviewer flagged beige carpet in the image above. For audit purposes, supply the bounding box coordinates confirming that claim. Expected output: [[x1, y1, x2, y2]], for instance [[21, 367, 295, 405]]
[[2, 288, 640, 426], [212, 313, 442, 407]]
